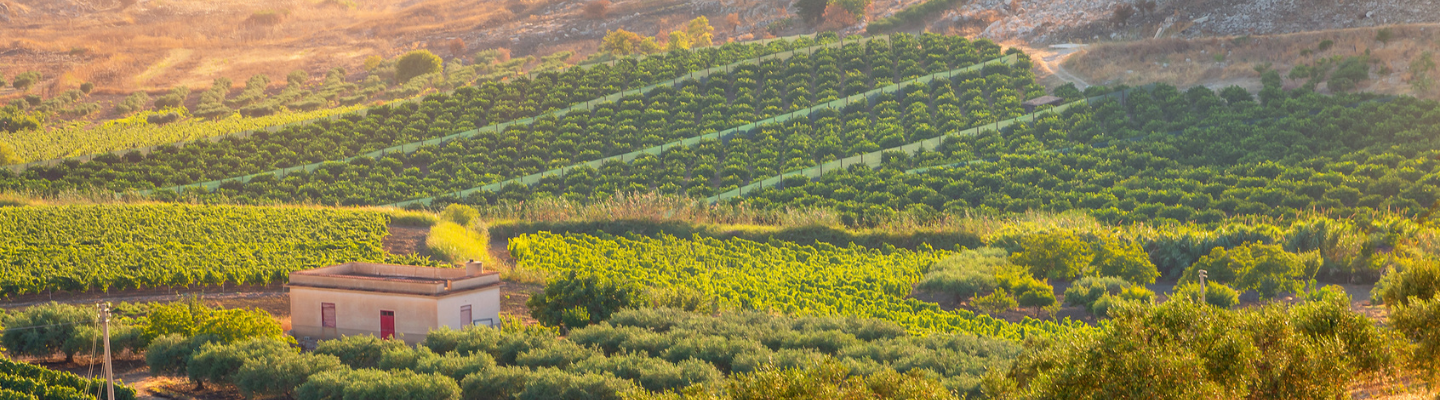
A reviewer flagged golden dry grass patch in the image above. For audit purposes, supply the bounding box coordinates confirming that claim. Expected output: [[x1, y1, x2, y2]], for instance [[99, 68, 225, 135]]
[[1065, 24, 1440, 97]]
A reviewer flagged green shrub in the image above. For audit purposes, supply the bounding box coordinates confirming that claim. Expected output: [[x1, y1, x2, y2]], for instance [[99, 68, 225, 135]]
[[1009, 231, 1093, 281], [2, 302, 97, 362], [396, 50, 443, 84], [1173, 281, 1240, 308], [295, 368, 460, 400], [144, 334, 219, 377], [916, 248, 1006, 302], [440, 204, 479, 226], [1375, 258, 1440, 306], [1063, 276, 1129, 311], [188, 337, 294, 387], [1181, 243, 1307, 300], [1389, 296, 1440, 385], [114, 91, 150, 115], [314, 334, 410, 369], [1092, 238, 1160, 284], [527, 271, 646, 330], [972, 288, 1017, 315], [233, 352, 347, 398]]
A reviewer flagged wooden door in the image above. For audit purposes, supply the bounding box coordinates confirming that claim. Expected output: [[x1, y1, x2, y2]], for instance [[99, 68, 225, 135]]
[[461, 305, 472, 327], [380, 310, 395, 339]]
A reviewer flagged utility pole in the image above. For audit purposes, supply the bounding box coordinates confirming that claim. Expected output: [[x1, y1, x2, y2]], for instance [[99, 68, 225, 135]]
[[101, 302, 115, 400], [1198, 270, 1208, 300]]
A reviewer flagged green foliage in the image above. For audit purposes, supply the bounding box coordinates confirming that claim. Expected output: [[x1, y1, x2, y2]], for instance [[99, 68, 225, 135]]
[[867, 0, 961, 34], [140, 297, 285, 344], [114, 91, 150, 115], [145, 334, 219, 377], [10, 72, 40, 92], [513, 232, 1081, 338], [1053, 83, 1082, 101], [527, 271, 647, 330], [1062, 276, 1129, 313], [314, 334, 410, 370], [440, 204, 480, 226], [916, 248, 1006, 302], [1376, 258, 1440, 306], [0, 356, 136, 400], [79, 82, 94, 94], [396, 50, 444, 84], [296, 368, 461, 400], [1181, 243, 1308, 300], [0, 303, 94, 362], [0, 204, 390, 294], [233, 351, 347, 398], [1389, 296, 1440, 385], [1173, 281, 1240, 308], [1009, 231, 1093, 281], [153, 86, 191, 110], [972, 288, 1018, 314], [997, 299, 1402, 399], [637, 358, 957, 400], [1376, 28, 1395, 44], [1091, 238, 1159, 284], [1328, 56, 1370, 92], [187, 337, 294, 386], [792, 0, 830, 24]]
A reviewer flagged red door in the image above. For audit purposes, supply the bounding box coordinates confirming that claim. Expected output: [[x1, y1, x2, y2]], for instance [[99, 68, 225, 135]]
[[380, 310, 395, 339]]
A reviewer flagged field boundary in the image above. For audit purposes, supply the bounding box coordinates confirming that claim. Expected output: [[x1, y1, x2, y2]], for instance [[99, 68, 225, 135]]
[[384, 53, 1020, 208]]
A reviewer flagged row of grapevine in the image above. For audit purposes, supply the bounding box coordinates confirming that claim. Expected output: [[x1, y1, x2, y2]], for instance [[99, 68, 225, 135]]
[[509, 232, 1088, 340], [0, 35, 835, 194], [135, 34, 1022, 207], [0, 357, 135, 400], [404, 55, 1041, 210], [0, 204, 390, 295], [135, 34, 889, 197], [731, 83, 1440, 225], [387, 52, 1022, 207]]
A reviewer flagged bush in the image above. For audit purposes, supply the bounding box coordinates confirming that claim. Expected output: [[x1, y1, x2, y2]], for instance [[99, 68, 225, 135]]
[[916, 248, 1005, 302], [527, 271, 646, 330], [141, 298, 285, 344], [1390, 296, 1440, 384], [1092, 238, 1160, 284], [396, 50, 443, 84], [458, 365, 529, 400], [188, 337, 294, 387], [1063, 276, 1129, 311], [296, 368, 460, 400], [1181, 243, 1307, 300], [1375, 258, 1440, 306], [440, 204, 479, 226], [1009, 231, 1093, 281], [234, 352, 347, 398], [997, 299, 1400, 399], [972, 288, 1017, 315], [79, 82, 94, 94], [10, 72, 40, 92], [315, 334, 410, 369], [1173, 281, 1240, 308], [145, 334, 219, 377], [2, 302, 97, 362], [114, 91, 150, 115], [153, 86, 191, 110]]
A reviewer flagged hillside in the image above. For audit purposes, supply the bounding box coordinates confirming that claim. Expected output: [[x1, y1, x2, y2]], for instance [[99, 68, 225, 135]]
[[2, 4, 1440, 399]]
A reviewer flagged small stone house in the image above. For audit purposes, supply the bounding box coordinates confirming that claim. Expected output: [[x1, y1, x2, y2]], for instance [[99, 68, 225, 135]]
[[287, 261, 503, 344]]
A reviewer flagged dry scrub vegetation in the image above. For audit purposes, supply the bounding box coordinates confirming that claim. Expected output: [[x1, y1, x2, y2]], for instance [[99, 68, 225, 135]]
[[1064, 24, 1440, 98], [0, 0, 554, 100]]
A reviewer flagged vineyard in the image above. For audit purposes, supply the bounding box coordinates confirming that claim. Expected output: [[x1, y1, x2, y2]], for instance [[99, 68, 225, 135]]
[[0, 204, 392, 294], [508, 232, 1084, 339], [162, 35, 1036, 207], [0, 36, 833, 194], [0, 357, 135, 400]]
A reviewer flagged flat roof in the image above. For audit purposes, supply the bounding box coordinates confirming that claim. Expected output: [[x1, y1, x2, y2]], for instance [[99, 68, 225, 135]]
[[287, 262, 502, 296]]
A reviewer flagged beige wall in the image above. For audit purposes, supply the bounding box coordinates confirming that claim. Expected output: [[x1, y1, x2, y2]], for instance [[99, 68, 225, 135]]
[[290, 285, 502, 344], [436, 288, 502, 329]]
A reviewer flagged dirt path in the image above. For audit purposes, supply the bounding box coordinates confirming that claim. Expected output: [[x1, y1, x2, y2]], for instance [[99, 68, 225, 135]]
[[382, 223, 432, 256]]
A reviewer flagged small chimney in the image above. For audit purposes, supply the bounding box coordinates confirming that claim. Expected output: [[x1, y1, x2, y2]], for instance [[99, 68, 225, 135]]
[[465, 260, 483, 276]]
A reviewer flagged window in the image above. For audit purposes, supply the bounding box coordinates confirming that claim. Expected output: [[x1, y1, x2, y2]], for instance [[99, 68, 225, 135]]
[[321, 303, 336, 328], [461, 305, 473, 327]]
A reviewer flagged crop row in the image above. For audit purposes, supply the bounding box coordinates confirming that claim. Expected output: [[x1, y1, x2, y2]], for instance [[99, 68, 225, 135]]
[[734, 84, 1440, 224], [141, 35, 1023, 206], [0, 35, 836, 193], [0, 204, 391, 295], [0, 356, 136, 400], [390, 60, 1041, 209], [509, 232, 1087, 340]]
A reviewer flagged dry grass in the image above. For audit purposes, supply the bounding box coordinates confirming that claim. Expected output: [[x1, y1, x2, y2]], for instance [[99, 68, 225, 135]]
[[1063, 24, 1440, 97], [0, 0, 551, 103]]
